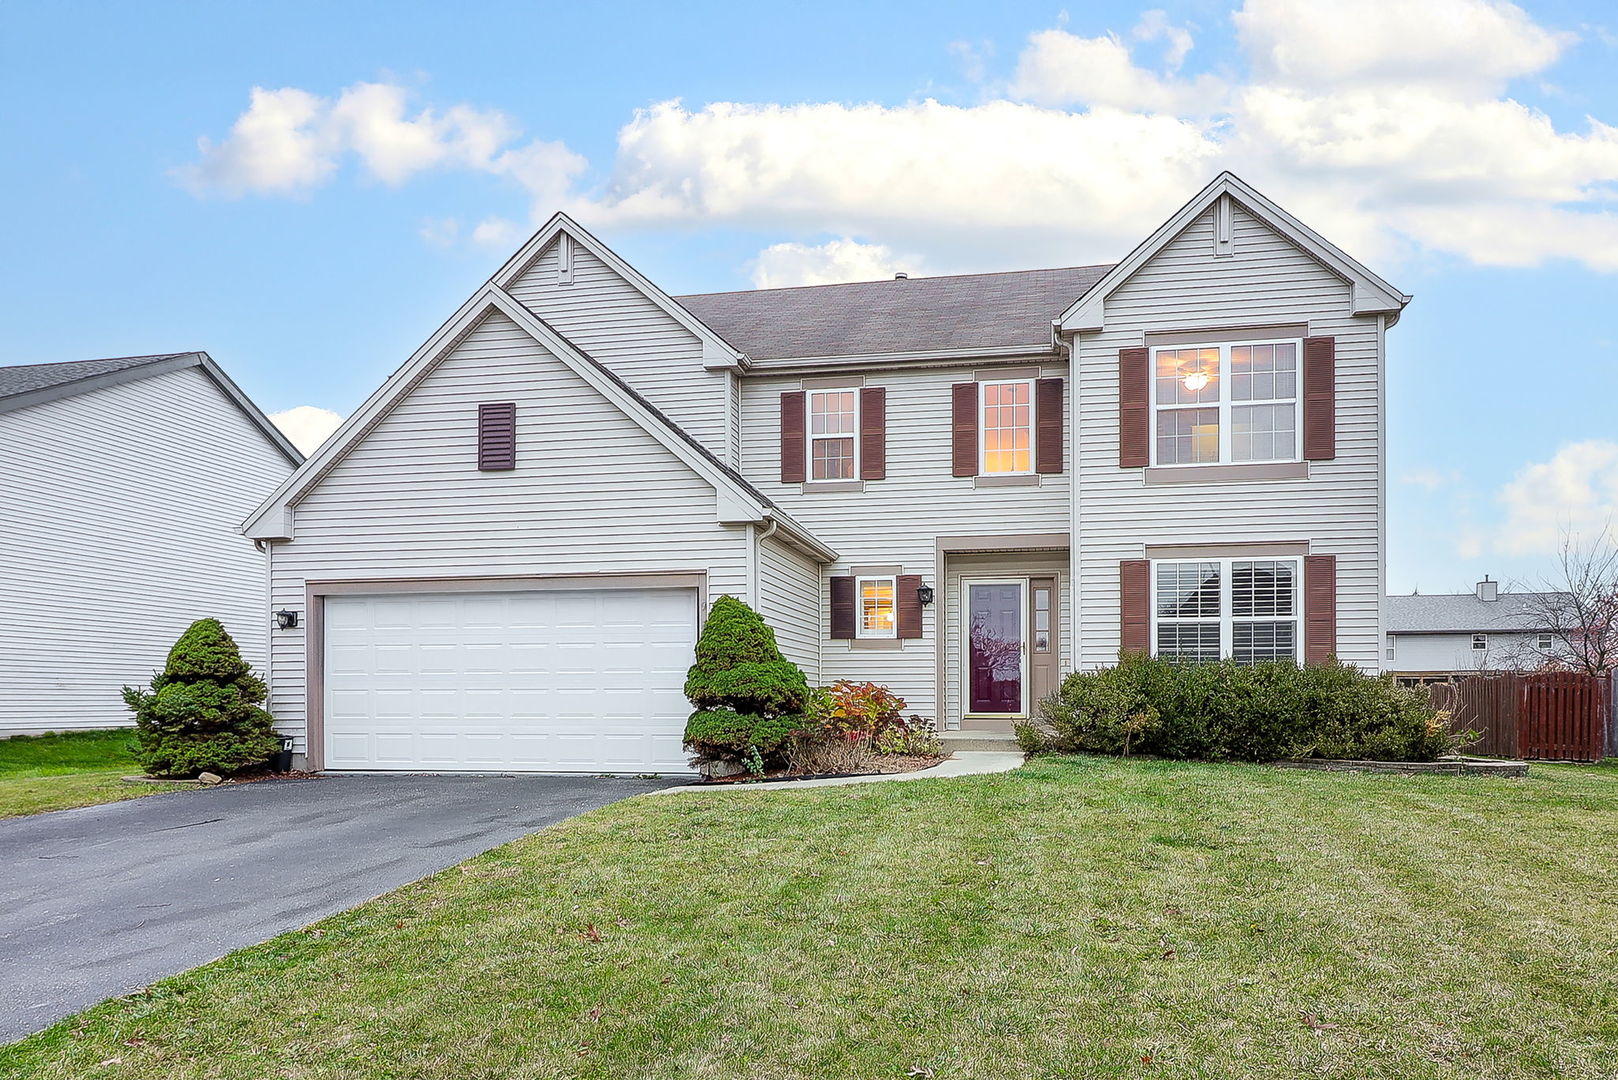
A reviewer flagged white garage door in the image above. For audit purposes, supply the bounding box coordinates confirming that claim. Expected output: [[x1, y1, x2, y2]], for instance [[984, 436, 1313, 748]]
[[323, 587, 696, 773]]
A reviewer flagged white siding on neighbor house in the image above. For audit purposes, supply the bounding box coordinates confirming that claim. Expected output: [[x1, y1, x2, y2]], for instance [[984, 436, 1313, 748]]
[[266, 311, 751, 753], [756, 532, 821, 683], [504, 240, 732, 460], [0, 366, 292, 732], [1388, 632, 1546, 674], [739, 360, 1070, 724], [1073, 202, 1384, 670]]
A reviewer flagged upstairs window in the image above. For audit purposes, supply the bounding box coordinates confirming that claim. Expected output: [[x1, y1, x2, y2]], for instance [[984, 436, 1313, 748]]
[[808, 389, 858, 481], [980, 379, 1033, 474], [1473, 634, 1488, 651], [1538, 633, 1554, 650], [1153, 558, 1300, 664], [1152, 341, 1300, 466], [857, 576, 897, 639]]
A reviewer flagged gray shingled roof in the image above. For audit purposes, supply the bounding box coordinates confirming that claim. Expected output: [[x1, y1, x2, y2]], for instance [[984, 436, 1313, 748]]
[[1386, 592, 1563, 634], [675, 264, 1113, 360], [0, 353, 196, 400]]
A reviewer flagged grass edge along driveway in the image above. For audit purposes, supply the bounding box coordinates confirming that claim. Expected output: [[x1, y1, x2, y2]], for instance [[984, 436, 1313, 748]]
[[0, 730, 189, 818], [6, 756, 1618, 1080]]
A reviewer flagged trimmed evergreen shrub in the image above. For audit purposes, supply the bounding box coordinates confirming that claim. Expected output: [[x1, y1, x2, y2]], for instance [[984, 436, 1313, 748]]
[[681, 596, 810, 771], [1019, 653, 1450, 763], [123, 618, 281, 778]]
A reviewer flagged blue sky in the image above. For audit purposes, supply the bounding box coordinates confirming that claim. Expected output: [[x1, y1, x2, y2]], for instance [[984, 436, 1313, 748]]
[[2, 0, 1615, 595]]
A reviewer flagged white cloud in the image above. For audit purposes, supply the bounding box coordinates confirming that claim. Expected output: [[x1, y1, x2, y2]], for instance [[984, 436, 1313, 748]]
[[470, 217, 523, 247], [1008, 23, 1224, 112], [1400, 467, 1449, 491], [177, 81, 581, 202], [1496, 440, 1618, 554], [181, 0, 1618, 276], [419, 217, 460, 247], [270, 405, 344, 455], [750, 238, 917, 288], [583, 98, 1219, 266], [176, 87, 336, 196], [1234, 0, 1572, 95]]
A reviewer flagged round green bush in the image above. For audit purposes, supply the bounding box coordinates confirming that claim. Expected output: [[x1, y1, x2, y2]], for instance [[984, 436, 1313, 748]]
[[123, 618, 281, 778], [681, 596, 810, 770]]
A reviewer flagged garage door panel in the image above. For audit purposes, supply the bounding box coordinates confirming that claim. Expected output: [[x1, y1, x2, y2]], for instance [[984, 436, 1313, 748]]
[[323, 587, 696, 773]]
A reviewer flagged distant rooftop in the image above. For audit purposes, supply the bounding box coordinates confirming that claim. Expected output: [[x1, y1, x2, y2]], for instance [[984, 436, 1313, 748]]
[[676, 264, 1113, 361], [1387, 591, 1561, 634], [0, 353, 196, 401]]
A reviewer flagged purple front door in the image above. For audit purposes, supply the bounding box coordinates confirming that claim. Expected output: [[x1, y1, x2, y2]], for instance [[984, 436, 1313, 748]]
[[967, 582, 1025, 714]]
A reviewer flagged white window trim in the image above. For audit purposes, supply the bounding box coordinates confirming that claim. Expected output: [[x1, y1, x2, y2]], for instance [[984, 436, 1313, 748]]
[[854, 574, 897, 640], [1149, 338, 1303, 467], [1537, 633, 1554, 650], [1150, 556, 1302, 663], [806, 387, 859, 482], [978, 377, 1035, 476], [1472, 633, 1489, 651]]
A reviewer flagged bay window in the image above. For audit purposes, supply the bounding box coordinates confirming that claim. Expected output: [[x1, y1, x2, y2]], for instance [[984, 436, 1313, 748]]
[[1153, 557, 1300, 664], [1152, 340, 1300, 466]]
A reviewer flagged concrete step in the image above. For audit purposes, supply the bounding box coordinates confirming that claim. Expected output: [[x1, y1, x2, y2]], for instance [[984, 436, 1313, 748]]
[[941, 728, 1023, 753]]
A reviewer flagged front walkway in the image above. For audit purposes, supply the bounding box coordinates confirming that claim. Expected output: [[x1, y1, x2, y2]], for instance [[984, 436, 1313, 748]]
[[655, 750, 1025, 793]]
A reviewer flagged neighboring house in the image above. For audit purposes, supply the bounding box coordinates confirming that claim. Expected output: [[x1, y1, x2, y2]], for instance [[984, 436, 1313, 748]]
[[0, 353, 301, 735], [244, 171, 1409, 774], [1386, 577, 1563, 682]]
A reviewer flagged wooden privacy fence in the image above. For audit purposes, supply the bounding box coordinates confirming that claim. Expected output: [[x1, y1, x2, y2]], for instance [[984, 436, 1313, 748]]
[[1428, 672, 1607, 761]]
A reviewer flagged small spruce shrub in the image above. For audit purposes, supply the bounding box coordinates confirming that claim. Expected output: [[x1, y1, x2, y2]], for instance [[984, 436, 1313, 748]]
[[1022, 652, 1449, 763], [122, 618, 281, 778], [681, 597, 809, 771]]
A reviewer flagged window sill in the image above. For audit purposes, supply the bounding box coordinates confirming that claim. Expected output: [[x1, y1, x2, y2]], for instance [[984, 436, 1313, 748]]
[[848, 637, 903, 650], [1142, 461, 1309, 485], [973, 474, 1040, 489], [802, 480, 865, 494]]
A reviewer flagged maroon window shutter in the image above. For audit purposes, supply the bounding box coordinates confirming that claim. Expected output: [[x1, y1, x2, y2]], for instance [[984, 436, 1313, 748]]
[[952, 382, 979, 477], [829, 576, 856, 639], [1304, 554, 1337, 665], [1118, 347, 1150, 468], [1035, 376, 1064, 474], [896, 574, 923, 639], [860, 387, 887, 481], [780, 391, 806, 483], [477, 402, 516, 471], [1303, 336, 1336, 461], [1120, 559, 1150, 654]]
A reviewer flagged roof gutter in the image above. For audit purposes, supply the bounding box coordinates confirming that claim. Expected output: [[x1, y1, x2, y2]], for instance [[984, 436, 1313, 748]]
[[762, 510, 838, 563]]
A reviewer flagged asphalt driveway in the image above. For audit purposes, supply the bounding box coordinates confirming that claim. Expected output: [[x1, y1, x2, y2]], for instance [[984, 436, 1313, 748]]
[[0, 773, 681, 1042]]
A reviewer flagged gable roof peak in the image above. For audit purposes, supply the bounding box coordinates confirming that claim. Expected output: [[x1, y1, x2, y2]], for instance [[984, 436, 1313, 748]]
[[0, 350, 300, 464], [489, 211, 748, 371], [1058, 172, 1411, 333]]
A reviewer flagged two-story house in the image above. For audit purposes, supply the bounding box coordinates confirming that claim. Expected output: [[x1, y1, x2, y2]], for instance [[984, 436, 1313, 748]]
[[244, 172, 1408, 773]]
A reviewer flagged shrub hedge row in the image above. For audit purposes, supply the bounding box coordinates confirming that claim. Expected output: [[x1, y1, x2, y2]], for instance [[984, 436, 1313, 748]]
[[1019, 652, 1452, 763]]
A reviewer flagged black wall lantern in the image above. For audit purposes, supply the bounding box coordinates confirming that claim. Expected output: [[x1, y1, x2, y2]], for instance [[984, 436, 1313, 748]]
[[274, 609, 299, 630], [917, 584, 935, 606]]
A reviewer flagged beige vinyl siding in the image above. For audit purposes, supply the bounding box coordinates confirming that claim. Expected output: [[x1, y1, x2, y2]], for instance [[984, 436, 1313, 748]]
[[504, 240, 731, 459], [739, 361, 1069, 725], [756, 533, 821, 682], [0, 366, 290, 732], [1074, 201, 1383, 670], [266, 311, 751, 752]]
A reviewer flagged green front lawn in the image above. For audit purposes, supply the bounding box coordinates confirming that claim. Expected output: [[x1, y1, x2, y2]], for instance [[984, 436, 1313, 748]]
[[7, 757, 1618, 1078], [0, 729, 188, 818]]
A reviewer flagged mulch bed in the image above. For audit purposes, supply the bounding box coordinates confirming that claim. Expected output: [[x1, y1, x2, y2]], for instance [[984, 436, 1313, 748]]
[[699, 754, 947, 785]]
